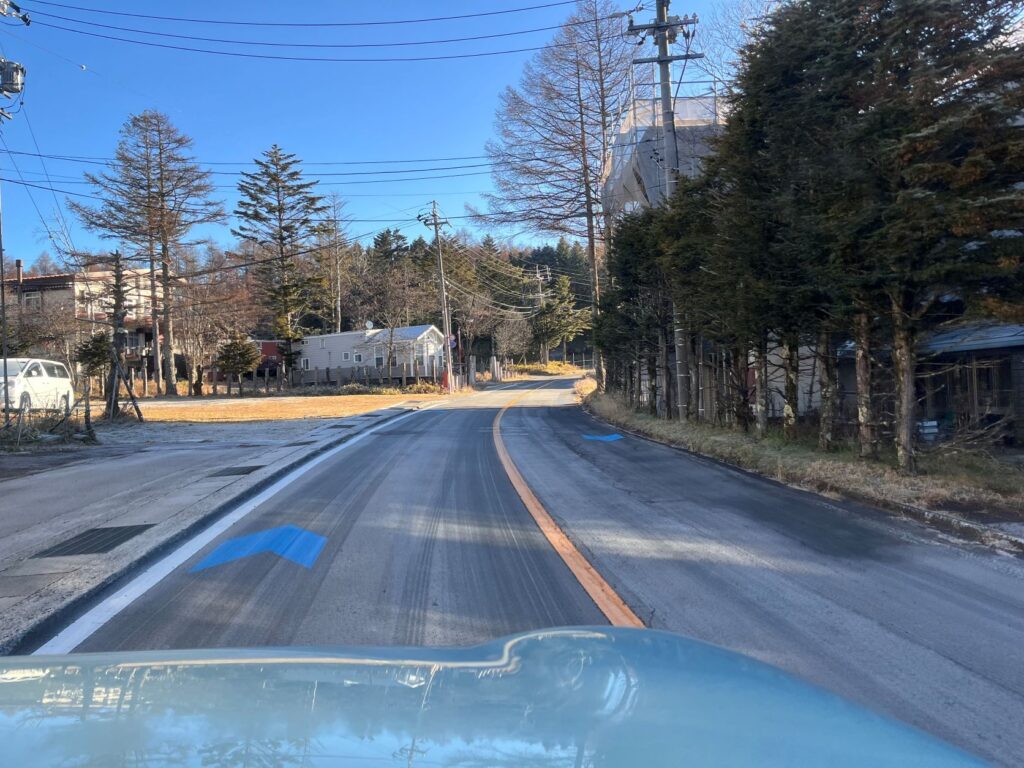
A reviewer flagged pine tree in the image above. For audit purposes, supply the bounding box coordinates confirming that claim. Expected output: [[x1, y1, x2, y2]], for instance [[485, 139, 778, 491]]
[[215, 336, 262, 396], [233, 145, 327, 372]]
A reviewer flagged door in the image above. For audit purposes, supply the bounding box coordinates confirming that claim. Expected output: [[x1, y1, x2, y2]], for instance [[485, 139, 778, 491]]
[[21, 362, 47, 409], [44, 362, 72, 408]]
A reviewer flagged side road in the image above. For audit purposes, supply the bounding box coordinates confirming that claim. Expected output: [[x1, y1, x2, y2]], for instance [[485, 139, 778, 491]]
[[0, 405, 419, 653]]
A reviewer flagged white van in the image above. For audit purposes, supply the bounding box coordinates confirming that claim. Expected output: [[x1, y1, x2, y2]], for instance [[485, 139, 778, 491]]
[[1, 358, 75, 412]]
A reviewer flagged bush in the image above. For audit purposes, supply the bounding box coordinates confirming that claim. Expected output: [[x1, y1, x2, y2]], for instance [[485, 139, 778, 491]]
[[404, 381, 444, 394]]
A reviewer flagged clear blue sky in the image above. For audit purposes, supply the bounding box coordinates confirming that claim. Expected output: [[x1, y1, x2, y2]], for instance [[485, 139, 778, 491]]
[[0, 0, 710, 268]]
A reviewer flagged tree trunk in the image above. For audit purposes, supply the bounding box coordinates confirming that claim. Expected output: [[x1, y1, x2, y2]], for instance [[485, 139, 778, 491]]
[[853, 311, 877, 459], [83, 376, 96, 441], [754, 336, 768, 439], [574, 58, 604, 392], [161, 253, 176, 397], [782, 336, 799, 440], [673, 308, 690, 420], [647, 353, 658, 416], [149, 248, 162, 395], [891, 299, 917, 474], [733, 344, 750, 431], [816, 327, 837, 451], [656, 325, 669, 418]]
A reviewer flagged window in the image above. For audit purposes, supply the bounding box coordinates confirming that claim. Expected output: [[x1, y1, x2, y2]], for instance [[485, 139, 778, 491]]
[[319, 338, 326, 349], [354, 353, 362, 363], [25, 363, 43, 378], [301, 358, 310, 370], [375, 356, 384, 368], [342, 352, 350, 361], [43, 363, 61, 377], [22, 291, 41, 311]]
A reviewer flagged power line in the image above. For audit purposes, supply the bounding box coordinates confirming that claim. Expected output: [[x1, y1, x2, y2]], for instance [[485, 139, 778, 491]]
[[32, 21, 554, 63], [23, 0, 578, 27], [23, 8, 605, 49], [0, 147, 492, 166]]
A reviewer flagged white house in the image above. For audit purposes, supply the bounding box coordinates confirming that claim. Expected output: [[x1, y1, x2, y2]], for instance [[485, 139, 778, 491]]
[[298, 324, 446, 374]]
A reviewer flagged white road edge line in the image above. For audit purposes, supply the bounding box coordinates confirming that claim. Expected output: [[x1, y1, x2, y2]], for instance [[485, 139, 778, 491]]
[[33, 405, 435, 656]]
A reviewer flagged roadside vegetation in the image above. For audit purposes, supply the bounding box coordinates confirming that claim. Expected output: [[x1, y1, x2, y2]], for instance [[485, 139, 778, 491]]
[[577, 381, 1024, 521], [508, 361, 586, 377], [595, 1, 1022, 478]]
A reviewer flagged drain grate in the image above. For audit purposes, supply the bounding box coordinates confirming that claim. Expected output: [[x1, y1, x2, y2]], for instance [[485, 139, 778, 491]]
[[207, 465, 264, 478], [328, 424, 354, 429], [286, 440, 315, 446], [33, 525, 154, 558]]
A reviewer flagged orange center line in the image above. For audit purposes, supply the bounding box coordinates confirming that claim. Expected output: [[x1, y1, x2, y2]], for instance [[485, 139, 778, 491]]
[[491, 383, 644, 628]]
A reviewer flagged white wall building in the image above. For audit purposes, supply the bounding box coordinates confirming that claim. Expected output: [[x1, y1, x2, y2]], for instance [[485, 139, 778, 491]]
[[297, 324, 446, 373]]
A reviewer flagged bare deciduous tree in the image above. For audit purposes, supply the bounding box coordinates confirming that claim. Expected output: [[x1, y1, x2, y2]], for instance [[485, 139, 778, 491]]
[[71, 110, 224, 397]]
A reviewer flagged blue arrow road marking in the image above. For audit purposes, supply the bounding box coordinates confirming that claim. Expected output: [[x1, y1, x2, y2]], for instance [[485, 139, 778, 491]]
[[583, 433, 624, 442], [190, 525, 326, 572]]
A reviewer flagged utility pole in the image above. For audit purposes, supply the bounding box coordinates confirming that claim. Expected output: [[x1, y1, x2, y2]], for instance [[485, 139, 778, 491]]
[[419, 201, 454, 393], [0, 1, 29, 426], [629, 1, 702, 420], [628, 1, 702, 201], [535, 264, 549, 364]]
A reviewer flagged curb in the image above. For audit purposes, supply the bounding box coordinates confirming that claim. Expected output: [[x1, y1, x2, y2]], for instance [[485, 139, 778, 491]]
[[6, 406, 416, 655], [580, 400, 1024, 558]]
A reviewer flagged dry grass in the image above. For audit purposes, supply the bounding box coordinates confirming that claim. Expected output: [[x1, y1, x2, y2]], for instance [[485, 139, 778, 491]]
[[586, 392, 1024, 520], [139, 393, 443, 423], [509, 361, 586, 377]]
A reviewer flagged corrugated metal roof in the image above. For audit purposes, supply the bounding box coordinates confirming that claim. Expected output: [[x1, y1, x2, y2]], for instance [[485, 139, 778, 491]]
[[304, 324, 441, 343], [365, 324, 440, 341], [919, 323, 1024, 354]]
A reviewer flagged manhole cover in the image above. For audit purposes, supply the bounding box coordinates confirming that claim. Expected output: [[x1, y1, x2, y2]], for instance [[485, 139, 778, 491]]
[[33, 525, 155, 558], [207, 465, 264, 477]]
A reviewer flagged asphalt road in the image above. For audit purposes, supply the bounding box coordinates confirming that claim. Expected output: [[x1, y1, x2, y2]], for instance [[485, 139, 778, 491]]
[[32, 379, 1024, 764]]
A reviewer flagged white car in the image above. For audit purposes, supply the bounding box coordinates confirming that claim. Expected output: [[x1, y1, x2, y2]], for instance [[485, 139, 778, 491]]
[[1, 358, 74, 413]]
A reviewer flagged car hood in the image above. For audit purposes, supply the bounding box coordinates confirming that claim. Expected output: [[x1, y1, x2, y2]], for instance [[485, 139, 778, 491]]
[[0, 628, 980, 767]]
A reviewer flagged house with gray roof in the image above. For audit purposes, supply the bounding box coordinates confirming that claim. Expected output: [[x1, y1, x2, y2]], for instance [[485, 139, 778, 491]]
[[297, 324, 446, 378]]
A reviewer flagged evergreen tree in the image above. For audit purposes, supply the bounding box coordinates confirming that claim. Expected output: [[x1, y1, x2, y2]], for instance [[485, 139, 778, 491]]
[[232, 145, 328, 372], [531, 275, 591, 364], [215, 336, 262, 395]]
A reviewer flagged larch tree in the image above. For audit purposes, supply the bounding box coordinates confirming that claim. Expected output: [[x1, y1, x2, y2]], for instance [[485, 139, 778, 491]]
[[232, 144, 328, 373], [70, 110, 224, 397], [478, 0, 635, 386]]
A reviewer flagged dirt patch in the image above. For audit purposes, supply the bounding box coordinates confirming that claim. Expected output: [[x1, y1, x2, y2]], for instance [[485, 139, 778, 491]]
[[138, 394, 442, 423]]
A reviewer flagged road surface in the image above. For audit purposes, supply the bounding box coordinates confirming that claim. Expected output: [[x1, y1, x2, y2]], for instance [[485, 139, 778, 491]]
[[26, 379, 1024, 764]]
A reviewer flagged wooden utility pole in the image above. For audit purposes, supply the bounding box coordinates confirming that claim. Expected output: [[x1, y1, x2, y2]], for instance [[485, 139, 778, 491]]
[[419, 202, 454, 393]]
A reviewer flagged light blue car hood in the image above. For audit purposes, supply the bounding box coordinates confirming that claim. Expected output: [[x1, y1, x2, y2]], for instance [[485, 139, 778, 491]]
[[0, 628, 981, 767]]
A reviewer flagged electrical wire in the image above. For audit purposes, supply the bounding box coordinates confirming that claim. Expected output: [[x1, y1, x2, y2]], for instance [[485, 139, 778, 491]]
[[31, 21, 554, 63], [20, 104, 78, 253], [23, 0, 579, 28], [0, 134, 64, 251], [23, 7, 627, 50]]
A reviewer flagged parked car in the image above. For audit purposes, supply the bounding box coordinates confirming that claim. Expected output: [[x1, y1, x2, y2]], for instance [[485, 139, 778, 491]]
[[0, 358, 74, 412]]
